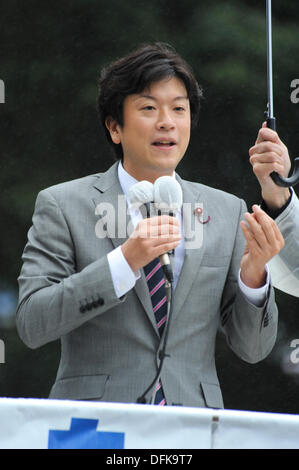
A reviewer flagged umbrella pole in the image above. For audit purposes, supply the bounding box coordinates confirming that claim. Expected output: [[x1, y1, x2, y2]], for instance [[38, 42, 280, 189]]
[[265, 0, 299, 187], [266, 0, 276, 131]]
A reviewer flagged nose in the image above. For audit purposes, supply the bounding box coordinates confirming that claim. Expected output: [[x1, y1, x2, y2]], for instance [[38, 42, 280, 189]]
[[156, 109, 175, 131]]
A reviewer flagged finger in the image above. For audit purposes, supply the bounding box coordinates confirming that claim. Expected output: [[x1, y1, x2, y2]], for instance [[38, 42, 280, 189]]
[[250, 152, 283, 166], [249, 142, 283, 157], [255, 126, 280, 145], [252, 205, 285, 247], [148, 224, 181, 238], [251, 162, 286, 179], [137, 216, 179, 234], [251, 205, 285, 255], [251, 205, 277, 245], [148, 215, 180, 226], [243, 212, 268, 249], [151, 236, 182, 254], [251, 209, 285, 253], [240, 220, 261, 252], [150, 219, 180, 233], [137, 224, 181, 239]]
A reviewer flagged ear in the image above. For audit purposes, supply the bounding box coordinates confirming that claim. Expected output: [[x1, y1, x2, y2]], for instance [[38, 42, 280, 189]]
[[105, 117, 122, 145]]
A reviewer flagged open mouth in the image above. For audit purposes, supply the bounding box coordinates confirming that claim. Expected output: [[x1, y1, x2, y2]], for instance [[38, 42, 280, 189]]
[[152, 141, 176, 147]]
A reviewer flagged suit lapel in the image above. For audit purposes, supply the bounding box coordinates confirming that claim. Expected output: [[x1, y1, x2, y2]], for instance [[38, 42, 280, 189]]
[[171, 176, 207, 320], [92, 163, 160, 335], [92, 163, 129, 250]]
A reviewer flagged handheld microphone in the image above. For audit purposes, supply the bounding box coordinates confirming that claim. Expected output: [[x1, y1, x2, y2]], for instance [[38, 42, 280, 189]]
[[153, 176, 183, 213], [128, 180, 154, 211], [153, 176, 183, 283]]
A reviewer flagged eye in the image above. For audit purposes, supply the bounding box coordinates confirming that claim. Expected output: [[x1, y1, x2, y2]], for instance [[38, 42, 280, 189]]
[[142, 105, 155, 111], [174, 106, 185, 112]]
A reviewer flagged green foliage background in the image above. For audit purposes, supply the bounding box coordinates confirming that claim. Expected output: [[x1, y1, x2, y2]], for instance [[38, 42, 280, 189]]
[[0, 0, 298, 413]]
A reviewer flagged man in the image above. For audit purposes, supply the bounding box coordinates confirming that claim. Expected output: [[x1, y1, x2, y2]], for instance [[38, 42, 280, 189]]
[[16, 43, 284, 408], [250, 123, 299, 297]]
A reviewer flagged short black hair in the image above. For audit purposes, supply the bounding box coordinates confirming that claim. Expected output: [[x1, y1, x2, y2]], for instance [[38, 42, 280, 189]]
[[97, 42, 203, 160]]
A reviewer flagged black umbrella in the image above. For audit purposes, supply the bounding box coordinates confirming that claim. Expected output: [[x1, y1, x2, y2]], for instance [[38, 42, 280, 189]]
[[265, 0, 299, 187]]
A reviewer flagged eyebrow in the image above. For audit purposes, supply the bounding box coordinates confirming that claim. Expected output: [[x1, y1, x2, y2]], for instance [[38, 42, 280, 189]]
[[134, 94, 188, 102]]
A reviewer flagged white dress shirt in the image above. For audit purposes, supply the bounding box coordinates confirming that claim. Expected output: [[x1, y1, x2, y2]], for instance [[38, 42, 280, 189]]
[[107, 162, 269, 306]]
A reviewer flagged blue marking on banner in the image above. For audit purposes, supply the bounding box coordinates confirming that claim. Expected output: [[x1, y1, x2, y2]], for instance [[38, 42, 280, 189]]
[[48, 418, 125, 449]]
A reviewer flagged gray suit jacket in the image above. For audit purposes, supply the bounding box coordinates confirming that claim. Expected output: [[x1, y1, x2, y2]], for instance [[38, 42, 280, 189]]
[[16, 162, 278, 408], [268, 189, 299, 297]]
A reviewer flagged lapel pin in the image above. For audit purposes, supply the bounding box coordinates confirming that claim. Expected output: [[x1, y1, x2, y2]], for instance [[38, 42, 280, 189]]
[[194, 207, 210, 224]]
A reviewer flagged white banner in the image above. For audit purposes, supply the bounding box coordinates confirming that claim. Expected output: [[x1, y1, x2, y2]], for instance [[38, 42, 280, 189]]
[[0, 398, 299, 449], [0, 398, 212, 449]]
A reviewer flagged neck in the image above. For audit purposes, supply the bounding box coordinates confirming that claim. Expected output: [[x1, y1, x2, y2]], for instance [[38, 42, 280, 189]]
[[122, 162, 175, 183]]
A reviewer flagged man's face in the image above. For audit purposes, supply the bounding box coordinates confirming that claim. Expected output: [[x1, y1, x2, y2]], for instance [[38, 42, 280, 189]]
[[106, 76, 191, 182]]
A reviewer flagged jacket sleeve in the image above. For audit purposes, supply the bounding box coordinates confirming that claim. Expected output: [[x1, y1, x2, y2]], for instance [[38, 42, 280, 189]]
[[220, 199, 278, 363], [268, 189, 299, 297], [16, 189, 126, 349]]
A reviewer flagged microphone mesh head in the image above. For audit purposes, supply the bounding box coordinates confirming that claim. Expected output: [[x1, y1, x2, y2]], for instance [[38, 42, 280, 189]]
[[153, 176, 183, 212], [128, 180, 154, 207]]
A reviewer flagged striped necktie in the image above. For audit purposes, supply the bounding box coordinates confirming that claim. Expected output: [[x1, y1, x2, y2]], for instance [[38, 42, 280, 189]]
[[143, 257, 168, 405]]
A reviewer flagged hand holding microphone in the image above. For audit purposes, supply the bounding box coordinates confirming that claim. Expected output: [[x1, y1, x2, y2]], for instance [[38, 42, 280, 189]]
[[121, 177, 183, 278], [121, 213, 181, 274]]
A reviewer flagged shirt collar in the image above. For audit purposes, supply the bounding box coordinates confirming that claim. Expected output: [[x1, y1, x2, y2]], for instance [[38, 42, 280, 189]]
[[117, 161, 176, 205], [117, 161, 139, 203]]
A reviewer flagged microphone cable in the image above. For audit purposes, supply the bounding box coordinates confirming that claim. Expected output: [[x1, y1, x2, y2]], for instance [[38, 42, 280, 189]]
[[136, 269, 174, 405]]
